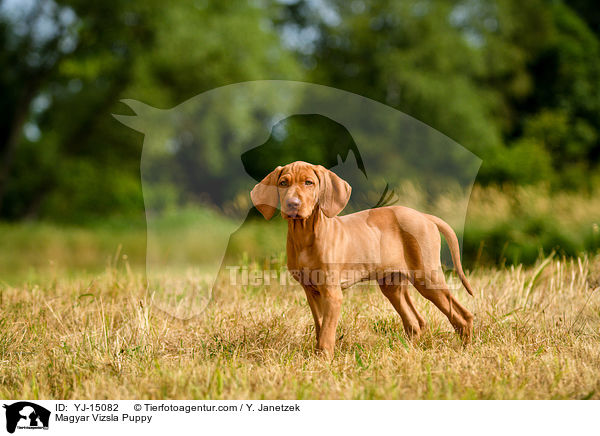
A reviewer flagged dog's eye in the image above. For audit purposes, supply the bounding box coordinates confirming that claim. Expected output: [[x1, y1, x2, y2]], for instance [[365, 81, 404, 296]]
[[305, 180, 313, 186], [279, 180, 288, 187]]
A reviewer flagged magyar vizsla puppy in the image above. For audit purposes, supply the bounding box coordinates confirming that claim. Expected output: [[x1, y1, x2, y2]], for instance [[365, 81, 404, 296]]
[[251, 161, 474, 357]]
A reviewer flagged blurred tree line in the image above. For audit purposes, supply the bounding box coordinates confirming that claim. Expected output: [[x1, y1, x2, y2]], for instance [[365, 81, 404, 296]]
[[1, 0, 599, 222]]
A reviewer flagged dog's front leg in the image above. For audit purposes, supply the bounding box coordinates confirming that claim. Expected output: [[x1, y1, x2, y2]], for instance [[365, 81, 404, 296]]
[[301, 285, 323, 343], [316, 284, 343, 359]]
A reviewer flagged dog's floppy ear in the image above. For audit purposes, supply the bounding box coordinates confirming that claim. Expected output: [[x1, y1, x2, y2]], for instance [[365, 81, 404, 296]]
[[316, 165, 351, 217], [250, 166, 283, 220]]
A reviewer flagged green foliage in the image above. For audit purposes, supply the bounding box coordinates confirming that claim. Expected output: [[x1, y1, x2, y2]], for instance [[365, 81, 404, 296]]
[[511, 1, 600, 188], [483, 138, 553, 185], [128, 0, 302, 107], [277, 0, 600, 187], [463, 185, 600, 265], [0, 0, 301, 221], [1, 0, 600, 264]]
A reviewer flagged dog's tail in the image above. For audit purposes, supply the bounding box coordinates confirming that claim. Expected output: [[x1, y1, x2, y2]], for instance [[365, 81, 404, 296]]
[[425, 214, 474, 296]]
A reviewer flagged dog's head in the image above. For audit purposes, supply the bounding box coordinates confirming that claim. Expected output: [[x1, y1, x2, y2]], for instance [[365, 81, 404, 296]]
[[251, 161, 351, 220]]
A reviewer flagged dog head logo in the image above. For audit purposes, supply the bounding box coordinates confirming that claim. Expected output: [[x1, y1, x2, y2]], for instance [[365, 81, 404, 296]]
[[3, 402, 50, 433], [114, 80, 481, 319]]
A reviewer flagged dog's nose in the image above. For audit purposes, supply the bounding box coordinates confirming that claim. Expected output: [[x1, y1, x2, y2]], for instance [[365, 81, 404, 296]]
[[286, 197, 301, 209]]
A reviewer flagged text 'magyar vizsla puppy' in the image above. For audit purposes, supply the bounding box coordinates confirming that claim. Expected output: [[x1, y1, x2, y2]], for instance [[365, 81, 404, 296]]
[[251, 161, 474, 357]]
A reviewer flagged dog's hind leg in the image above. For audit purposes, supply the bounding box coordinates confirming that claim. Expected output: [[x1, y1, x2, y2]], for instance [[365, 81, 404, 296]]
[[378, 274, 425, 338], [411, 268, 473, 343]]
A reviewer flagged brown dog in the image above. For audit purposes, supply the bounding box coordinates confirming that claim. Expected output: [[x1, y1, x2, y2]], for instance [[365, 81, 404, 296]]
[[251, 161, 474, 357]]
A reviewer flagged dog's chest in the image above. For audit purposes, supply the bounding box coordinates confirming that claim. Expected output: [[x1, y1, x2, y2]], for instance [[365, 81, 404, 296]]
[[292, 246, 323, 270]]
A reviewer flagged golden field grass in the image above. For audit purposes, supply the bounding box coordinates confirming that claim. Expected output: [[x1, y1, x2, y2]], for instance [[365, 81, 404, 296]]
[[1, 253, 599, 399]]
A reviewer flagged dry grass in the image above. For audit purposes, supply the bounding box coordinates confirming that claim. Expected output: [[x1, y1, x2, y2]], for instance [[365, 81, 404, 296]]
[[1, 255, 599, 400]]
